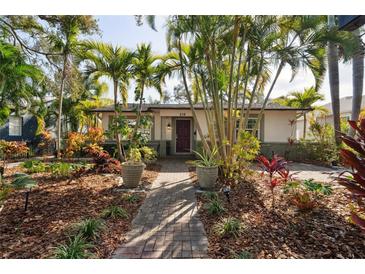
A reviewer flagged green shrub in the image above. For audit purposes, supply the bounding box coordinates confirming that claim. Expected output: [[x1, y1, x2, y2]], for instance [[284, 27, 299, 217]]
[[101, 205, 129, 219], [73, 218, 105, 240], [47, 162, 74, 177], [0, 184, 12, 205], [202, 191, 219, 201], [22, 160, 47, 173], [214, 217, 241, 237], [53, 234, 93, 259], [123, 193, 141, 204], [205, 199, 226, 215]]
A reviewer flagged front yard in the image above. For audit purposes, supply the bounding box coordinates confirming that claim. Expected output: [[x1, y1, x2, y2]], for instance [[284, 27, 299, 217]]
[[197, 172, 365, 259], [0, 162, 160, 258]]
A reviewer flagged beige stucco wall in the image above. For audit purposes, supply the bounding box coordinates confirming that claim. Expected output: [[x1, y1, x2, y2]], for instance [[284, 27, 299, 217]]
[[264, 110, 297, 142], [100, 109, 297, 143]]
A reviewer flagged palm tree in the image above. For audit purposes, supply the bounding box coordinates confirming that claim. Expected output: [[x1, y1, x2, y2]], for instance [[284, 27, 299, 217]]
[[274, 87, 326, 139], [0, 41, 43, 124], [80, 40, 134, 161], [38, 16, 98, 158], [351, 28, 364, 136], [131, 43, 164, 141]]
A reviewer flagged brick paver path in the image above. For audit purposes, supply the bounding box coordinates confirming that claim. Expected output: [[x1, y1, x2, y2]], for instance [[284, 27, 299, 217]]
[[111, 159, 208, 259]]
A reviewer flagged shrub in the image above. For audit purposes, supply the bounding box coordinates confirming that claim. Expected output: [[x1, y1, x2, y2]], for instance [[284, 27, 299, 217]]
[[101, 205, 129, 219], [205, 199, 226, 215], [202, 191, 219, 201], [0, 184, 12, 205], [214, 217, 241, 237], [47, 162, 74, 178], [37, 130, 53, 156], [73, 218, 105, 240], [284, 179, 332, 210], [257, 154, 288, 207], [123, 193, 141, 204], [22, 160, 47, 174], [53, 234, 93, 259], [65, 127, 105, 157], [86, 145, 121, 174], [231, 131, 260, 179], [337, 119, 365, 230], [139, 146, 157, 163]]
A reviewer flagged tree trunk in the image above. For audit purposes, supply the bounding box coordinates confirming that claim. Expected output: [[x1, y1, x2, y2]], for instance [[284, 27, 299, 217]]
[[56, 53, 68, 158], [113, 80, 124, 161], [132, 83, 145, 142], [327, 16, 341, 146], [303, 113, 307, 139], [350, 28, 364, 136]]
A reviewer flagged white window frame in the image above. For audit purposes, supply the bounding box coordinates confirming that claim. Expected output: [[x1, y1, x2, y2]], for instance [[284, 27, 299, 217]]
[[9, 116, 22, 137]]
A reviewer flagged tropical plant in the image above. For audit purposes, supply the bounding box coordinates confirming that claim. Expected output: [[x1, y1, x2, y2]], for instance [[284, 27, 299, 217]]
[[125, 147, 142, 164], [53, 234, 94, 259], [80, 40, 134, 161], [202, 191, 219, 201], [205, 199, 226, 215], [139, 146, 157, 163], [0, 140, 29, 171], [72, 218, 105, 240], [47, 162, 74, 177], [123, 193, 141, 204], [193, 147, 219, 168], [11, 173, 38, 211], [214, 217, 241, 237], [257, 154, 288, 207], [101, 205, 129, 219], [22, 160, 47, 174], [337, 119, 365, 231], [65, 127, 105, 157], [231, 130, 260, 179], [274, 87, 326, 139], [85, 145, 121, 174], [284, 179, 332, 210]]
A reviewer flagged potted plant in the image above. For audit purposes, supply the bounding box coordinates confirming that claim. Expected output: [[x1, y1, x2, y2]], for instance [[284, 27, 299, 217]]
[[121, 147, 146, 188], [193, 147, 219, 189]]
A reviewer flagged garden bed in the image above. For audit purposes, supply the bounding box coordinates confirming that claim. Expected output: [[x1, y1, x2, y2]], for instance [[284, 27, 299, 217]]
[[197, 173, 365, 259], [0, 163, 160, 258]]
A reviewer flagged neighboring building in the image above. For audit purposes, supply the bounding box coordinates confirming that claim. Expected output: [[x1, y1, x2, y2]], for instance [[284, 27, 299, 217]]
[[296, 95, 365, 138], [0, 114, 39, 142], [92, 103, 306, 157]]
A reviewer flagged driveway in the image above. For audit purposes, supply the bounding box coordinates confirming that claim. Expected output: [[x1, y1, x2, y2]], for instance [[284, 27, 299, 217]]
[[286, 162, 346, 183]]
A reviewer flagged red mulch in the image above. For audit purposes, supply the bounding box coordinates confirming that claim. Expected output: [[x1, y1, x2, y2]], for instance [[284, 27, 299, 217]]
[[197, 173, 365, 259], [0, 164, 160, 259]]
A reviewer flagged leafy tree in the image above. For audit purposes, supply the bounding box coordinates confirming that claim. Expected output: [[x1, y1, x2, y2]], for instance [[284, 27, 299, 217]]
[[80, 41, 134, 161]]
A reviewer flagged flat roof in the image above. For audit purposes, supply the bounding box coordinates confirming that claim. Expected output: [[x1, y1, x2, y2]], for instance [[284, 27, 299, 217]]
[[91, 103, 311, 112]]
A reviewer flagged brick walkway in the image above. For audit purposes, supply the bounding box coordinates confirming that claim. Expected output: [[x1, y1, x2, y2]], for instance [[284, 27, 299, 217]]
[[111, 158, 208, 259]]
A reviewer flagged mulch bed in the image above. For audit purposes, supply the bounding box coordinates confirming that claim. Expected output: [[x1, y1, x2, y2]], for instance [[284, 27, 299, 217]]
[[0, 164, 160, 259], [197, 173, 365, 259]]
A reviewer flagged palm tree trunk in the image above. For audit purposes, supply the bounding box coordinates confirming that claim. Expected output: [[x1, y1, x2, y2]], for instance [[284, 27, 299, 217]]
[[327, 16, 341, 146], [132, 83, 145, 141], [350, 29, 364, 136], [113, 80, 124, 161], [303, 113, 307, 139], [56, 53, 68, 158]]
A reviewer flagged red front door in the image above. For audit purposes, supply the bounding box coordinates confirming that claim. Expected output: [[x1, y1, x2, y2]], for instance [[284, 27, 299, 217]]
[[176, 119, 191, 153]]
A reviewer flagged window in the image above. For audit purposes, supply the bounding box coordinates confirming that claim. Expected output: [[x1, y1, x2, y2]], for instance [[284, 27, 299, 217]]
[[108, 115, 151, 141], [235, 117, 260, 139], [9, 116, 22, 136]]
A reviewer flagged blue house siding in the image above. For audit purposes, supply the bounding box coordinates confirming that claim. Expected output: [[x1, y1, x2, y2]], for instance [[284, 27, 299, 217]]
[[0, 115, 38, 142]]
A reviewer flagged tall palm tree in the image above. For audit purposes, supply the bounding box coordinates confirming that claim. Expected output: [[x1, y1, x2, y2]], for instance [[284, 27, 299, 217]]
[[274, 87, 326, 139], [327, 15, 341, 145], [351, 28, 364, 136], [131, 43, 164, 141], [81, 41, 134, 161]]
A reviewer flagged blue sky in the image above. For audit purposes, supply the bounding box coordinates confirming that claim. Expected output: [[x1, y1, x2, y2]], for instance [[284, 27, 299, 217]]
[[94, 16, 358, 104]]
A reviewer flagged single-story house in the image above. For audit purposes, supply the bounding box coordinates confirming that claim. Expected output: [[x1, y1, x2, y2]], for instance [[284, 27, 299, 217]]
[[91, 103, 308, 157]]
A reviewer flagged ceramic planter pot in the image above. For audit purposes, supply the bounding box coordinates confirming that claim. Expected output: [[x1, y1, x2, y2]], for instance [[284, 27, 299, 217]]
[[196, 166, 218, 189], [121, 162, 145, 188]]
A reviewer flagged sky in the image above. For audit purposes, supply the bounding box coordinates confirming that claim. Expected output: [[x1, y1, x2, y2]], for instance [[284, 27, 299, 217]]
[[94, 15, 361, 105]]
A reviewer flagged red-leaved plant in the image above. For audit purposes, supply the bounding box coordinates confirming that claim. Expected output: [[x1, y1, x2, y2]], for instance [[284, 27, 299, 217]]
[[257, 154, 288, 207], [337, 119, 365, 231]]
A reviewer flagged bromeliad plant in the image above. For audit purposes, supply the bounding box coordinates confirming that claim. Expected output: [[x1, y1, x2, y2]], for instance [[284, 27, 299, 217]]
[[337, 119, 365, 231], [284, 179, 332, 210], [193, 146, 220, 168], [257, 154, 288, 207]]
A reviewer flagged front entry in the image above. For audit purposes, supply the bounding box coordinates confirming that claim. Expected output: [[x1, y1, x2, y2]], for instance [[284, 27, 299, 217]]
[[175, 119, 191, 153]]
